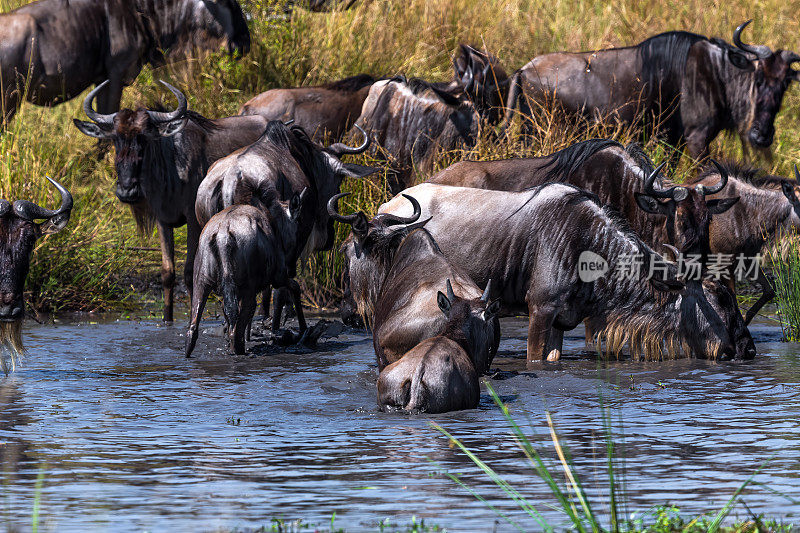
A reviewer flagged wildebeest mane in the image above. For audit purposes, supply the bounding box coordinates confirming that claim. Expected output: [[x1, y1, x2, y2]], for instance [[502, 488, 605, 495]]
[[388, 75, 463, 107], [637, 31, 707, 111], [692, 160, 788, 190], [542, 138, 623, 182], [322, 74, 377, 92]]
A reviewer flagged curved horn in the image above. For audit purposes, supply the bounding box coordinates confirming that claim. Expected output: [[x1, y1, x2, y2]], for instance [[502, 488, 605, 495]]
[[733, 20, 771, 59], [147, 80, 188, 123], [13, 176, 73, 221], [481, 279, 492, 302], [327, 123, 370, 157], [642, 161, 683, 199], [702, 159, 729, 195], [326, 192, 359, 224], [379, 194, 421, 226], [446, 279, 455, 302], [82, 80, 116, 125], [283, 119, 295, 126], [0, 199, 10, 218], [662, 244, 681, 262], [794, 164, 800, 183]]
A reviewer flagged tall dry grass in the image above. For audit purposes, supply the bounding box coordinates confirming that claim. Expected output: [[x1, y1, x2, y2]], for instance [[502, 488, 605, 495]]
[[2, 0, 800, 312]]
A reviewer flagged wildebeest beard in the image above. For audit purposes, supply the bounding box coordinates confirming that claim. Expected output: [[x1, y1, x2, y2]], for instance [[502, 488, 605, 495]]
[[0, 320, 23, 375]]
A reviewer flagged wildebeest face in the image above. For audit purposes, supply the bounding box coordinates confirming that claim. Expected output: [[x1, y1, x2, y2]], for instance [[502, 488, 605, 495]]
[[746, 51, 799, 148], [780, 170, 800, 225], [74, 81, 189, 204], [197, 0, 251, 56], [453, 45, 509, 122]]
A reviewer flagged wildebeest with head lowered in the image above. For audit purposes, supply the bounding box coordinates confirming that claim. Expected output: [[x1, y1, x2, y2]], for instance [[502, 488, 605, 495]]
[[378, 183, 755, 362], [429, 139, 739, 260], [503, 21, 799, 158], [238, 74, 378, 143], [688, 162, 800, 324], [194, 120, 377, 328], [185, 188, 306, 357], [376, 279, 499, 414], [74, 81, 270, 322], [328, 192, 500, 372], [0, 177, 72, 373], [0, 0, 250, 126]]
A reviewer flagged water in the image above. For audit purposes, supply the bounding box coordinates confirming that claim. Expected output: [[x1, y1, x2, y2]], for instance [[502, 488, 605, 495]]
[[1, 314, 799, 531]]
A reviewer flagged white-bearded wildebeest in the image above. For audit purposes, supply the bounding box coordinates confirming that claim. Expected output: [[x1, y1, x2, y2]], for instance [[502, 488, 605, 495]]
[[185, 187, 307, 356], [194, 121, 378, 330], [73, 81, 271, 322], [503, 21, 799, 159], [376, 279, 499, 414], [428, 138, 740, 261], [688, 162, 800, 325], [0, 177, 72, 373], [328, 192, 500, 372], [0, 0, 250, 126], [377, 183, 756, 362], [353, 46, 509, 193], [238, 74, 378, 143]]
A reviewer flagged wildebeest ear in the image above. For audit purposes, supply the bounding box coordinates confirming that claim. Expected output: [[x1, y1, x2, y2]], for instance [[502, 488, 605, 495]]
[[437, 291, 451, 315], [727, 49, 754, 71], [157, 118, 188, 138], [706, 196, 740, 214], [351, 213, 370, 239], [649, 277, 684, 293], [485, 299, 501, 318], [340, 163, 381, 179], [73, 119, 113, 139], [634, 193, 671, 215], [781, 181, 799, 204]]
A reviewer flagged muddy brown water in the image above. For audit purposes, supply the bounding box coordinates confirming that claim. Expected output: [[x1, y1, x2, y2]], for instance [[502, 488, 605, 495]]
[[1, 314, 799, 531]]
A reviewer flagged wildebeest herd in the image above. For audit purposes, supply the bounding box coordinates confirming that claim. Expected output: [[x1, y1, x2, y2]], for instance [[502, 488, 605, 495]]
[[2, 1, 799, 412]]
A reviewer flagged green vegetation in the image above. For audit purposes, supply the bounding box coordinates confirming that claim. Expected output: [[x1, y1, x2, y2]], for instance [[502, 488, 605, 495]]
[[766, 233, 800, 340], [432, 383, 796, 532], [2, 0, 800, 316]]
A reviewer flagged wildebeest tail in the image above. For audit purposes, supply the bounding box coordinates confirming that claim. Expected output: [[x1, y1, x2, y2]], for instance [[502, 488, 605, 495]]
[[498, 70, 523, 136]]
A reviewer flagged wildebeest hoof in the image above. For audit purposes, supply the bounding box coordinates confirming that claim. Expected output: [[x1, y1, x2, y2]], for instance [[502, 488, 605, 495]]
[[546, 349, 561, 362]]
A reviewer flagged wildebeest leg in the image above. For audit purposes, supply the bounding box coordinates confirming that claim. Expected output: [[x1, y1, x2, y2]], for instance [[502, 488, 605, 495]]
[[288, 279, 307, 333], [260, 289, 271, 322], [185, 281, 212, 358], [270, 288, 287, 332], [221, 277, 239, 353], [684, 127, 712, 161], [233, 295, 257, 355], [545, 328, 564, 362], [157, 222, 176, 322], [94, 78, 124, 114], [744, 267, 775, 326], [184, 218, 201, 309], [526, 306, 557, 362]]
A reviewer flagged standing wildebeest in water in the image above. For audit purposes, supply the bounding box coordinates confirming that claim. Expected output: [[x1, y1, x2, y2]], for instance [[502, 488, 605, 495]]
[[378, 183, 756, 362], [0, 0, 250, 126], [328, 192, 500, 372], [0, 177, 72, 373], [354, 46, 509, 193], [185, 187, 307, 356], [74, 81, 271, 322], [376, 279, 499, 414], [503, 21, 799, 158], [689, 162, 800, 324], [238, 74, 378, 143], [428, 139, 739, 260], [195, 121, 378, 328]]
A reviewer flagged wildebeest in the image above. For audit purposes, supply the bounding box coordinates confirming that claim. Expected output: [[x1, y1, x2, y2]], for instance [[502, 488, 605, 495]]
[[0, 177, 72, 372], [689, 162, 800, 324], [328, 192, 499, 371], [0, 0, 250, 126], [185, 187, 307, 357], [428, 139, 739, 259], [378, 183, 756, 361], [503, 21, 800, 158], [74, 81, 271, 322], [353, 46, 509, 193], [238, 74, 378, 142], [194, 120, 378, 327], [376, 279, 498, 413]]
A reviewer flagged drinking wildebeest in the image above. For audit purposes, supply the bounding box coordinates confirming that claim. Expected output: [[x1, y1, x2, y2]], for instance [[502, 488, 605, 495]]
[[378, 183, 756, 361], [502, 21, 800, 158], [376, 279, 499, 414], [185, 187, 307, 357], [328, 192, 500, 371], [0, 177, 72, 372], [688, 162, 800, 324], [195, 121, 378, 328], [0, 0, 250, 126], [428, 139, 739, 260], [74, 81, 271, 322], [354, 46, 509, 193], [238, 75, 378, 142]]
